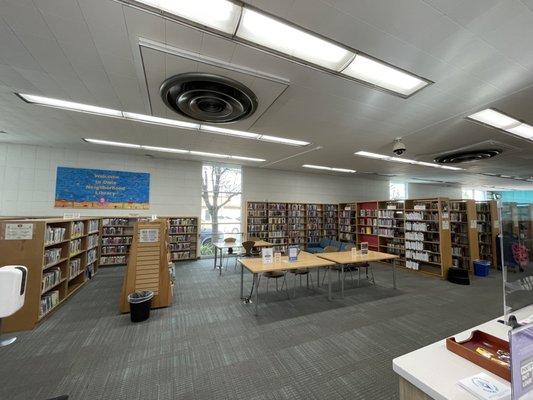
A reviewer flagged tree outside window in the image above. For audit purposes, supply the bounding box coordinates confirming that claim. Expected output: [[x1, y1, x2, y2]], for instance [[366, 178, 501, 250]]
[[200, 164, 242, 256]]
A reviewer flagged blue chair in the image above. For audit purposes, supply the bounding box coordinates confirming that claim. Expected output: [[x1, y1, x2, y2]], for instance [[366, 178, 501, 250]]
[[306, 237, 332, 253]]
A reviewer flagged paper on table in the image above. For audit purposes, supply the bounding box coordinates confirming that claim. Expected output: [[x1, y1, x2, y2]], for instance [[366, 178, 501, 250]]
[[457, 373, 511, 400]]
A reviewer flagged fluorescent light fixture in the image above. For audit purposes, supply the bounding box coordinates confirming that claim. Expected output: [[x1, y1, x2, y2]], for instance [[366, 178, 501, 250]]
[[142, 145, 188, 153], [258, 135, 310, 147], [506, 123, 533, 139], [123, 112, 200, 130], [341, 55, 428, 96], [137, 0, 242, 34], [236, 8, 354, 71], [199, 125, 260, 139], [18, 93, 123, 117], [84, 138, 264, 161], [83, 138, 140, 148], [468, 109, 520, 129], [229, 155, 266, 162], [354, 151, 463, 171], [302, 164, 356, 173]]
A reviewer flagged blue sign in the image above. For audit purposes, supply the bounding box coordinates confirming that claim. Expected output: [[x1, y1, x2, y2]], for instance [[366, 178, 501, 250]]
[[55, 167, 150, 209]]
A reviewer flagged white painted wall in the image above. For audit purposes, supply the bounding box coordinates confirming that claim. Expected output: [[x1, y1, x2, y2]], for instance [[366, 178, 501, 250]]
[[243, 167, 389, 204], [408, 183, 462, 199], [0, 143, 202, 217]]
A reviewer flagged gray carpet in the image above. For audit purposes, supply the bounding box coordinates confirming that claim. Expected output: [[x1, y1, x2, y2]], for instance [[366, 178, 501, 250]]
[[0, 259, 503, 400]]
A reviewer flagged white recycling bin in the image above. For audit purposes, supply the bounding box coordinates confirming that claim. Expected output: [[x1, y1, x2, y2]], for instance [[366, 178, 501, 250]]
[[0, 265, 28, 346]]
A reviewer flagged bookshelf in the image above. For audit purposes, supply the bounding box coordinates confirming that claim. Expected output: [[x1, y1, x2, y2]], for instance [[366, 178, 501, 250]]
[[245, 202, 344, 252], [268, 202, 288, 253], [450, 200, 479, 273], [100, 217, 139, 266], [323, 204, 338, 240], [338, 203, 357, 242], [517, 204, 533, 254], [246, 202, 269, 241], [377, 200, 405, 265], [287, 203, 306, 249], [476, 200, 500, 268], [167, 217, 198, 261], [306, 204, 323, 245], [404, 198, 452, 278], [0, 217, 101, 332], [357, 201, 379, 251]]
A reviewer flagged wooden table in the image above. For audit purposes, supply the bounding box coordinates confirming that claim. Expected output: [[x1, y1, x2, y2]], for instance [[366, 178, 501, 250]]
[[317, 250, 400, 297], [237, 251, 335, 314], [212, 240, 272, 275]]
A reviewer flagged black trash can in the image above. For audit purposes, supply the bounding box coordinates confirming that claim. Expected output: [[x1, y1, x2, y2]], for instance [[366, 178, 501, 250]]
[[127, 290, 154, 322]]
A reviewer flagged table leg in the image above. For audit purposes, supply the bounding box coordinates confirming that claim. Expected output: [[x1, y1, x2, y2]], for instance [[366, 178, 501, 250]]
[[317, 268, 320, 287], [328, 266, 332, 301], [393, 258, 397, 289], [213, 246, 217, 270], [254, 273, 260, 316], [341, 265, 344, 298], [219, 248, 223, 276], [240, 262, 244, 299]]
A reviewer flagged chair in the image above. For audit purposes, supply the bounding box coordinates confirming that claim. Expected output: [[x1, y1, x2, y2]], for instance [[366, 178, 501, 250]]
[[0, 266, 28, 347], [223, 237, 237, 268], [289, 267, 314, 296], [261, 270, 289, 301], [233, 240, 257, 270]]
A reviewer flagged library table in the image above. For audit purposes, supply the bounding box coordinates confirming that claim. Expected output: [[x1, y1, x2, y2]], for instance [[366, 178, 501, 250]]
[[317, 250, 400, 297], [212, 239, 272, 275], [393, 304, 533, 399], [237, 251, 335, 315]]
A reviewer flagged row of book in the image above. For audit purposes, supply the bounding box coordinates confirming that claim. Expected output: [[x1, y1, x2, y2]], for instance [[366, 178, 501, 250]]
[[69, 258, 82, 279], [71, 221, 85, 237], [69, 239, 82, 255], [169, 235, 196, 243], [45, 226, 66, 244], [101, 245, 128, 254], [42, 268, 61, 292], [171, 251, 194, 260], [103, 227, 128, 235], [169, 218, 196, 226], [102, 236, 132, 245], [406, 250, 440, 263], [100, 255, 126, 265], [40, 290, 60, 317], [405, 221, 438, 232], [169, 226, 196, 234], [169, 243, 191, 251], [87, 234, 99, 249], [102, 218, 130, 227], [87, 249, 97, 265], [44, 248, 62, 267], [88, 219, 99, 232]]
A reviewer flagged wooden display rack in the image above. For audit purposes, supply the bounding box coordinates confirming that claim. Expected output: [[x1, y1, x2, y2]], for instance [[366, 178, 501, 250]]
[[0, 217, 101, 332], [119, 219, 172, 313]]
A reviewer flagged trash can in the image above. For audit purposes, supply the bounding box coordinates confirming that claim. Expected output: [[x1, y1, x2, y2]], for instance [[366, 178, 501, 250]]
[[474, 260, 491, 277], [127, 290, 154, 322]]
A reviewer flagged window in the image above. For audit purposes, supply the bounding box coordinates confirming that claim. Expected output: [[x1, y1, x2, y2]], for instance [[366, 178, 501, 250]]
[[390, 182, 407, 200], [200, 164, 242, 256], [462, 189, 487, 201]]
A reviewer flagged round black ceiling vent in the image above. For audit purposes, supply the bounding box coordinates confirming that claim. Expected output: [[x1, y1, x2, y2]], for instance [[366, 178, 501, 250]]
[[434, 149, 502, 164], [160, 73, 258, 123]]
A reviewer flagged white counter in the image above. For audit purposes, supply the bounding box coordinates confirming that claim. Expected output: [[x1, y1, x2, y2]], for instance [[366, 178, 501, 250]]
[[393, 305, 533, 400]]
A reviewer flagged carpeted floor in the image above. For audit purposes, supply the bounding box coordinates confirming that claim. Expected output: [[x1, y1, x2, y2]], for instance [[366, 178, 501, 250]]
[[0, 259, 503, 400]]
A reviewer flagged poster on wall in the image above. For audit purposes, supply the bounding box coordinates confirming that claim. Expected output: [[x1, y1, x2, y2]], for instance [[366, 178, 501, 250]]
[[55, 167, 150, 209]]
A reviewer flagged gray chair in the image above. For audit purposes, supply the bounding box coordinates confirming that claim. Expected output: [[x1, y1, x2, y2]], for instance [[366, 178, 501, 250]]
[[223, 237, 237, 268], [289, 267, 314, 296]]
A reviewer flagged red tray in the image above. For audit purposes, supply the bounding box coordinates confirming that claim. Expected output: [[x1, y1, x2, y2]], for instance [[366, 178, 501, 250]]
[[446, 330, 510, 381]]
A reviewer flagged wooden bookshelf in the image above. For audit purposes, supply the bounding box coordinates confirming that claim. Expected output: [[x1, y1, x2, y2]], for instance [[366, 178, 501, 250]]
[[403, 198, 452, 278], [306, 203, 323, 245], [377, 200, 406, 266], [287, 203, 306, 249], [167, 217, 199, 261], [450, 199, 479, 273], [476, 200, 500, 269], [268, 202, 288, 253], [101, 216, 199, 266], [246, 202, 269, 241], [323, 204, 338, 240], [0, 217, 101, 332], [517, 204, 533, 254], [357, 201, 379, 251], [338, 203, 357, 242]]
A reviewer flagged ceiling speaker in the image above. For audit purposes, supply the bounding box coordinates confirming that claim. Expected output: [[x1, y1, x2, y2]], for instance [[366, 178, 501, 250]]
[[160, 73, 258, 123], [434, 149, 502, 164]]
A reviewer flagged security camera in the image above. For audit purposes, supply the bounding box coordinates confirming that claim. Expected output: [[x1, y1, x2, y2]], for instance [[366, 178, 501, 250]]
[[393, 138, 406, 156]]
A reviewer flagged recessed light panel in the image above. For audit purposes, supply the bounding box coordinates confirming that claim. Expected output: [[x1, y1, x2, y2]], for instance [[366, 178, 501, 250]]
[[302, 164, 356, 173], [237, 8, 355, 71], [468, 109, 520, 129], [258, 135, 309, 147], [506, 123, 533, 139], [341, 55, 428, 96], [84, 138, 265, 162], [199, 125, 260, 139], [123, 112, 200, 130], [137, 0, 242, 34], [18, 93, 123, 117], [354, 151, 462, 171]]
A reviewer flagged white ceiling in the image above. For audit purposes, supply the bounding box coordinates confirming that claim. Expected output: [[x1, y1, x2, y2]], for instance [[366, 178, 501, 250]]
[[0, 0, 532, 190]]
